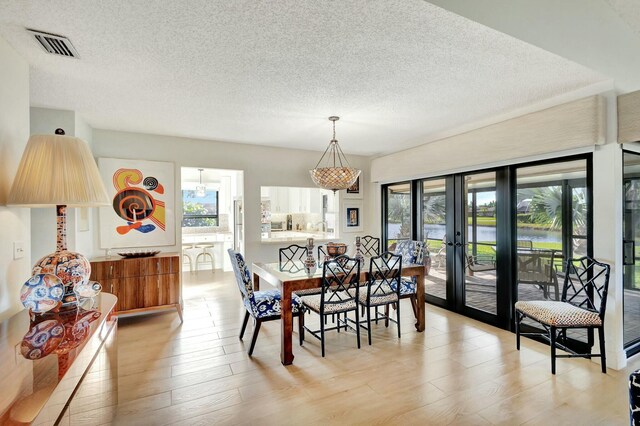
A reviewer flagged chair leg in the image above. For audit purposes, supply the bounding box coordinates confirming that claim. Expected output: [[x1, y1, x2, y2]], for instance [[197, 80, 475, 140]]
[[385, 304, 390, 328], [321, 315, 326, 357], [239, 311, 250, 340], [355, 308, 361, 349], [375, 306, 379, 324], [298, 313, 305, 346], [367, 306, 372, 346], [396, 302, 401, 338], [598, 326, 607, 374], [248, 319, 262, 356], [515, 312, 521, 351], [550, 326, 557, 375]]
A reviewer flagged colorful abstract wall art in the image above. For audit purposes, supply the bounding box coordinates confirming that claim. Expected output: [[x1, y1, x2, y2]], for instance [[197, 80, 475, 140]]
[[98, 158, 175, 248]]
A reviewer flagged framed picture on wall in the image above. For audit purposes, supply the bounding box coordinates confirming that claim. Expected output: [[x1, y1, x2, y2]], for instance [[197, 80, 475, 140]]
[[344, 175, 363, 199], [343, 200, 363, 233], [98, 158, 176, 249]]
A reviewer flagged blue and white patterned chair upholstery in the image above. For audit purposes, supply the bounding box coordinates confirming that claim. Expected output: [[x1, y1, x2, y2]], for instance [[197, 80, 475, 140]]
[[391, 240, 426, 295], [228, 249, 304, 319], [228, 249, 305, 355], [630, 370, 640, 425], [388, 240, 425, 319]]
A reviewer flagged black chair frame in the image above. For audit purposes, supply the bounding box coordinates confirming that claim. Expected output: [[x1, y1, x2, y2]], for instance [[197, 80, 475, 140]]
[[515, 256, 611, 374], [317, 245, 328, 261], [361, 235, 381, 257], [279, 244, 308, 273], [356, 252, 402, 345], [239, 308, 305, 356], [301, 255, 361, 357]]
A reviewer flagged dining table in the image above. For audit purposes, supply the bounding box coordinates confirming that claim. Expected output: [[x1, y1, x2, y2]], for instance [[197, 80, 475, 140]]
[[252, 259, 427, 365]]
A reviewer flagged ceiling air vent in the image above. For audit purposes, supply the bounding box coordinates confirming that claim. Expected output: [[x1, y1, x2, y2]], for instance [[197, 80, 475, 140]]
[[27, 29, 79, 58]]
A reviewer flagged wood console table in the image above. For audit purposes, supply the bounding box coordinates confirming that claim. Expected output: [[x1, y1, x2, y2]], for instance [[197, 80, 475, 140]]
[[90, 253, 183, 321], [0, 293, 117, 425]]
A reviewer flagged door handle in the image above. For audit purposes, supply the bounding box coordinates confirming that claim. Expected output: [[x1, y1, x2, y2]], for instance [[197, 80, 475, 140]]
[[447, 241, 454, 246], [455, 242, 463, 247]]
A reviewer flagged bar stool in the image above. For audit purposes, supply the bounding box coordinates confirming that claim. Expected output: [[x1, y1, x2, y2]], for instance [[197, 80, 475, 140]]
[[182, 245, 198, 273], [196, 244, 215, 271]]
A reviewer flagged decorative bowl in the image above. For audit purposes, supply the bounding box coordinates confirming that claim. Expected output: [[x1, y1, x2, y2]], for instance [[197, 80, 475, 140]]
[[20, 274, 65, 314], [326, 242, 348, 257], [74, 280, 102, 298], [117, 250, 160, 258]]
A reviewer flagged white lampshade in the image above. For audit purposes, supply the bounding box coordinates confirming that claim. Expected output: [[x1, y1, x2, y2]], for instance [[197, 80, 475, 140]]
[[8, 134, 109, 207]]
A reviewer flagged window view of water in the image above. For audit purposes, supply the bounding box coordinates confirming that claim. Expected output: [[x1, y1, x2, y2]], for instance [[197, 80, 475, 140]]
[[388, 223, 562, 243]]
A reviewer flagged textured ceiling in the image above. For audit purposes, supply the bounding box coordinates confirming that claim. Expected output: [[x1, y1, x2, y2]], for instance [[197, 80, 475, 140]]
[[605, 0, 640, 37], [0, 0, 606, 156]]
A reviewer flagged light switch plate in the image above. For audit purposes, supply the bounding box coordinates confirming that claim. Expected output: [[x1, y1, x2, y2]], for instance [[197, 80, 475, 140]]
[[13, 241, 24, 259]]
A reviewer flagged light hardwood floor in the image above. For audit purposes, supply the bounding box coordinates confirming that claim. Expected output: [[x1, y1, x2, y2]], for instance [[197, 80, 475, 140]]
[[69, 270, 638, 425]]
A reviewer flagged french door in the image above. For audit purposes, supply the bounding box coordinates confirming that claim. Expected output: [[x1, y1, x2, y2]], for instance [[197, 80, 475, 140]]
[[386, 171, 507, 326], [420, 171, 505, 325], [383, 155, 591, 331]]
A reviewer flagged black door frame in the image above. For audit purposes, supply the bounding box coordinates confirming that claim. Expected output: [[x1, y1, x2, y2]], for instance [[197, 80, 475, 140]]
[[623, 150, 640, 356]]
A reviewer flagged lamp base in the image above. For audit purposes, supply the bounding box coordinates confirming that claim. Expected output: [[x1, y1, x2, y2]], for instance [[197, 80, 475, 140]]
[[32, 250, 91, 309]]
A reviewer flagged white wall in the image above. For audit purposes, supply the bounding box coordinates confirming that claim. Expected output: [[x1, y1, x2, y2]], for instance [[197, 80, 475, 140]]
[[0, 36, 31, 321], [91, 129, 372, 265]]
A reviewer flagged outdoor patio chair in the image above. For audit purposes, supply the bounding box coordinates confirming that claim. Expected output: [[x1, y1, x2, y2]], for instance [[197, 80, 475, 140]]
[[515, 256, 611, 374], [517, 249, 559, 300], [465, 244, 496, 273], [228, 249, 306, 356]]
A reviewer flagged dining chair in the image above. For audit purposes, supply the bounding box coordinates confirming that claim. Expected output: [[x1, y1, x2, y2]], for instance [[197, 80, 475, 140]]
[[515, 256, 611, 374], [360, 235, 381, 257], [390, 240, 426, 318], [279, 244, 308, 272], [227, 249, 305, 356], [299, 255, 361, 357], [358, 252, 402, 345], [317, 245, 328, 261], [517, 249, 559, 300]]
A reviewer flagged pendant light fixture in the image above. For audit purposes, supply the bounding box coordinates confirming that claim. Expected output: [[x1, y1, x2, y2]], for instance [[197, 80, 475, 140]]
[[310, 116, 361, 193], [195, 168, 206, 197]]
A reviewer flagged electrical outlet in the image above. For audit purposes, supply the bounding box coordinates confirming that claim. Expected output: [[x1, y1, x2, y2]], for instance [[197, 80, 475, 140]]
[[13, 241, 24, 259]]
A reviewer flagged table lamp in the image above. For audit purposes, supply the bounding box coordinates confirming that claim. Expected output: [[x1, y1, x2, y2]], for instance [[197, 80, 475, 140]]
[[8, 128, 109, 309]]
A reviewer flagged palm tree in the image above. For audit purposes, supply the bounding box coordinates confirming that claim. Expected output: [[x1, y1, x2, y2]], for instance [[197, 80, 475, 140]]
[[528, 186, 586, 232]]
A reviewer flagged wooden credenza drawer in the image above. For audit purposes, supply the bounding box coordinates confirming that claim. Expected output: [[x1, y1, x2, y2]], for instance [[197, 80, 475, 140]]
[[90, 252, 182, 321]]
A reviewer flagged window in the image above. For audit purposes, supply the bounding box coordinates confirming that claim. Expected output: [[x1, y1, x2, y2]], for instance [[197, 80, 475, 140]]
[[182, 189, 218, 227]]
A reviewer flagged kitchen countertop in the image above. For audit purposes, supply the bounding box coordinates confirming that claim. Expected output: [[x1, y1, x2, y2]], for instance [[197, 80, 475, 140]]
[[182, 232, 233, 244], [262, 230, 337, 244]]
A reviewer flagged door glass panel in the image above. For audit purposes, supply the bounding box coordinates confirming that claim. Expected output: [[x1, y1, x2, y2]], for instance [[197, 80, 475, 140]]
[[463, 172, 497, 314], [423, 178, 447, 300], [385, 183, 411, 250], [516, 160, 588, 341], [624, 152, 640, 346]]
